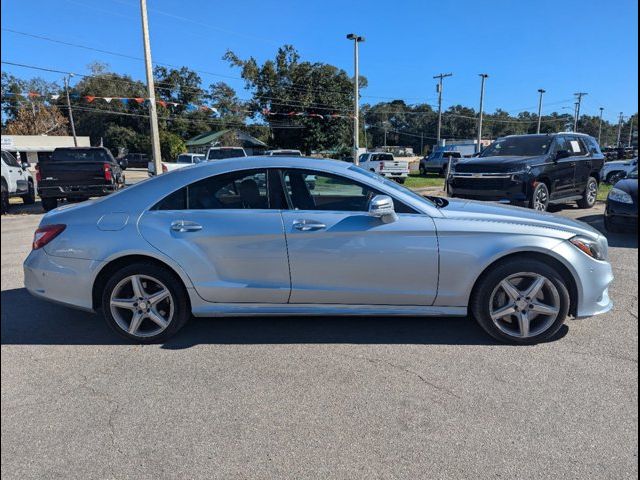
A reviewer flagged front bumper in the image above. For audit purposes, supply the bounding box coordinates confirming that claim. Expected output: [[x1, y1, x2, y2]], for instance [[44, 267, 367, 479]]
[[448, 175, 530, 204], [605, 199, 638, 228], [24, 248, 103, 312]]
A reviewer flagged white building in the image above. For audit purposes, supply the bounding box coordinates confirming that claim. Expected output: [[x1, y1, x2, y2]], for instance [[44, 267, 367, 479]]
[[0, 135, 91, 165]]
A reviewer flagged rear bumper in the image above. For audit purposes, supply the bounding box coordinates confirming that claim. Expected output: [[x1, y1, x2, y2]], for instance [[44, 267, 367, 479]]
[[38, 183, 120, 199], [23, 249, 102, 312], [380, 171, 409, 178]]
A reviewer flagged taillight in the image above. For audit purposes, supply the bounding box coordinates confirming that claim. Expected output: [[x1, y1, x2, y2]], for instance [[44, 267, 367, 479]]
[[103, 163, 113, 182], [35, 164, 41, 183], [162, 163, 168, 173], [32, 224, 66, 250]]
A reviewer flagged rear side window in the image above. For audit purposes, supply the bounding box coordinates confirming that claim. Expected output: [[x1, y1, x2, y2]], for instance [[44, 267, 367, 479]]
[[567, 137, 587, 156], [153, 169, 268, 210]]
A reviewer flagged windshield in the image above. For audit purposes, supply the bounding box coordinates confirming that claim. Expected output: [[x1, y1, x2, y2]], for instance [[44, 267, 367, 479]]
[[348, 165, 435, 207], [480, 136, 552, 157], [207, 149, 245, 160]]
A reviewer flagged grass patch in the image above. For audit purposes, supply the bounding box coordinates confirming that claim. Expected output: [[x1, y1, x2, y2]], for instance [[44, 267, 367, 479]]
[[597, 183, 612, 202], [404, 173, 445, 190]]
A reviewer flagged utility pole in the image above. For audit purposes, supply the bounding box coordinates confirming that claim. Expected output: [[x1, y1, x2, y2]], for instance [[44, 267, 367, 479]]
[[536, 89, 546, 134], [420, 132, 424, 156], [346, 33, 365, 165], [64, 75, 78, 147], [434, 73, 453, 144], [628, 116, 634, 148], [573, 92, 587, 132], [140, 0, 162, 175], [597, 107, 604, 145], [616, 112, 624, 147], [476, 74, 488, 153]]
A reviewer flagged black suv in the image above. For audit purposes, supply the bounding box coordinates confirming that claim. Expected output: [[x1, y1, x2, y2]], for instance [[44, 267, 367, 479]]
[[447, 133, 605, 211]]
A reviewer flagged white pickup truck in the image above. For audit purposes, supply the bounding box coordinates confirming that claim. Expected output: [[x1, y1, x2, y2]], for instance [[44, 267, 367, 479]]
[[148, 153, 205, 176], [358, 152, 410, 183], [1, 150, 35, 214]]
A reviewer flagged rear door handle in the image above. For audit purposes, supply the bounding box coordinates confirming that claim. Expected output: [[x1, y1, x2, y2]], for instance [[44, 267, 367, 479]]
[[293, 219, 326, 231], [171, 220, 203, 232]]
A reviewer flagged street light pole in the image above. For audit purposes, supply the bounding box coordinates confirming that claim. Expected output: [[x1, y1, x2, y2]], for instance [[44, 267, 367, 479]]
[[573, 92, 587, 132], [434, 73, 453, 144], [346, 33, 364, 165], [536, 89, 546, 134], [64, 75, 77, 147], [616, 112, 624, 147], [140, 0, 162, 175], [476, 74, 488, 153], [597, 107, 604, 145], [628, 116, 634, 148]]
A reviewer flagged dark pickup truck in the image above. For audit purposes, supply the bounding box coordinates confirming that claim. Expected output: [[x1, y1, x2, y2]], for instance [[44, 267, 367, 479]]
[[448, 133, 605, 211], [36, 147, 125, 211]]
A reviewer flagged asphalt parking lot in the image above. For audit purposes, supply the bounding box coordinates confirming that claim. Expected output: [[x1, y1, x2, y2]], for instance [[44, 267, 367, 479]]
[[1, 197, 637, 479]]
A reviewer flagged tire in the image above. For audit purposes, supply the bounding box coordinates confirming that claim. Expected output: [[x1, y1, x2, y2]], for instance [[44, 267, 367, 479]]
[[577, 177, 598, 209], [529, 182, 550, 211], [470, 258, 570, 345], [41, 197, 58, 212], [396, 178, 406, 184], [21, 180, 35, 205], [419, 165, 426, 176], [101, 262, 190, 343], [1, 181, 8, 215]]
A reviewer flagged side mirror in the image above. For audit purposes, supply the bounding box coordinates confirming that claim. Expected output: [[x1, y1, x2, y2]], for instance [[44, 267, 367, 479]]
[[118, 159, 128, 170], [21, 161, 29, 170], [555, 150, 571, 161], [368, 195, 397, 223]]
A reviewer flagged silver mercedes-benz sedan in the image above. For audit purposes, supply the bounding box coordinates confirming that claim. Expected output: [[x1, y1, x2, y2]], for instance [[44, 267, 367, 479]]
[[24, 157, 613, 344]]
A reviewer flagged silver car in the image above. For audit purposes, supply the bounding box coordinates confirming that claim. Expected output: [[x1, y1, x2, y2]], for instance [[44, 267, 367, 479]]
[[24, 157, 613, 344]]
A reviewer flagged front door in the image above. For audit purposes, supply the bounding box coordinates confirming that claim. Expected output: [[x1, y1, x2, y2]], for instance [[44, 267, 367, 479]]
[[138, 169, 291, 304], [278, 169, 439, 306], [548, 136, 577, 199]]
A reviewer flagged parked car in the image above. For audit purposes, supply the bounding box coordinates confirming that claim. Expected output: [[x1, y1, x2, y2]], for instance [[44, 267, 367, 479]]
[[264, 149, 303, 156], [1, 150, 35, 215], [605, 168, 638, 233], [358, 152, 410, 183], [419, 151, 462, 176], [206, 147, 247, 160], [448, 133, 605, 211], [36, 147, 125, 212], [147, 153, 206, 176], [122, 153, 149, 169], [25, 157, 613, 345], [601, 157, 638, 184]]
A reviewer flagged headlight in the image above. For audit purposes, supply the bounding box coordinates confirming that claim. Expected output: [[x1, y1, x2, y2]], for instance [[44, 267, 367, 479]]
[[608, 188, 633, 204], [570, 236, 607, 261]]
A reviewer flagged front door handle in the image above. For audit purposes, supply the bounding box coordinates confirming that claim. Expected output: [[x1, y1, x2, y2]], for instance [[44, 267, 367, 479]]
[[171, 220, 203, 232], [293, 219, 326, 231]]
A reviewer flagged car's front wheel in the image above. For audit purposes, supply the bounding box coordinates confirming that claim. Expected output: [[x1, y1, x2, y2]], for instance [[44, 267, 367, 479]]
[[530, 182, 550, 211], [101, 262, 190, 343], [470, 259, 570, 344]]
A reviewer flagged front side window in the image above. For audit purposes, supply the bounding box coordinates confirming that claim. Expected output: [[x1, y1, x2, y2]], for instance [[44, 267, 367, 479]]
[[2, 151, 20, 167], [154, 169, 268, 210], [282, 169, 416, 213]]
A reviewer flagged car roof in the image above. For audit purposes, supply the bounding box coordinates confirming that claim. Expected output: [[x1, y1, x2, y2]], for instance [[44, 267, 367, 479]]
[[504, 133, 593, 139]]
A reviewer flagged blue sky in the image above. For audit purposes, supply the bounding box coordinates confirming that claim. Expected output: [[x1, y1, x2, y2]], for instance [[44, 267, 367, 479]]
[[1, 0, 638, 121]]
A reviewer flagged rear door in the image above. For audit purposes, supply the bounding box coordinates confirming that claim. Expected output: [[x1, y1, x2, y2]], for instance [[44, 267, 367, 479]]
[[278, 168, 439, 305], [570, 136, 594, 191], [138, 168, 291, 304]]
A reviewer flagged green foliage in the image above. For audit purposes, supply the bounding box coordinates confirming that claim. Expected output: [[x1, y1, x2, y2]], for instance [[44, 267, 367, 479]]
[[159, 131, 186, 161]]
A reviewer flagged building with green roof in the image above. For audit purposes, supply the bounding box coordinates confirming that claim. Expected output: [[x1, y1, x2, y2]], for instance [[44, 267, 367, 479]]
[[185, 129, 268, 155]]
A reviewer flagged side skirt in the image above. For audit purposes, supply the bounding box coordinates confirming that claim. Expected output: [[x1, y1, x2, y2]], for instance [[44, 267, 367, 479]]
[[191, 303, 467, 318]]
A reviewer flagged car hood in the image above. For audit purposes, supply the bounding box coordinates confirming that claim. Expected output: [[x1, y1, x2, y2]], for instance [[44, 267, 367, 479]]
[[604, 160, 634, 168], [440, 198, 602, 239], [613, 178, 638, 198], [453, 155, 541, 172]]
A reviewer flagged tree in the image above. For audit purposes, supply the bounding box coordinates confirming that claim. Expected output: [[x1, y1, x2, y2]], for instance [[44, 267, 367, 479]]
[[159, 131, 186, 161], [224, 45, 364, 153], [4, 104, 69, 135]]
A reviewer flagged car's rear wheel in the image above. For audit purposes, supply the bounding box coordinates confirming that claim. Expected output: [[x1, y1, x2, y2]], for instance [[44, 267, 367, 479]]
[[471, 259, 570, 344], [101, 262, 190, 343], [419, 165, 426, 176], [22, 180, 35, 205], [530, 182, 549, 211], [41, 197, 58, 212], [577, 177, 598, 209]]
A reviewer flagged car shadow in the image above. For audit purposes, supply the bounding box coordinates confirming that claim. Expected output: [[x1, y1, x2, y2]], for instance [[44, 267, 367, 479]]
[[1, 288, 568, 348], [5, 200, 45, 216]]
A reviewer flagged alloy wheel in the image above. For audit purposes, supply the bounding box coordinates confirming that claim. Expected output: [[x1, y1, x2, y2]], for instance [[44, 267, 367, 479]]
[[109, 274, 174, 337], [586, 180, 598, 205], [533, 186, 548, 211], [489, 272, 561, 339]]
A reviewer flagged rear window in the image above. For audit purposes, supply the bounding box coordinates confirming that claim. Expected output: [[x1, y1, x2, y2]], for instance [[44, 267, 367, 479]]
[[207, 149, 246, 160], [51, 149, 113, 162], [374, 154, 394, 161]]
